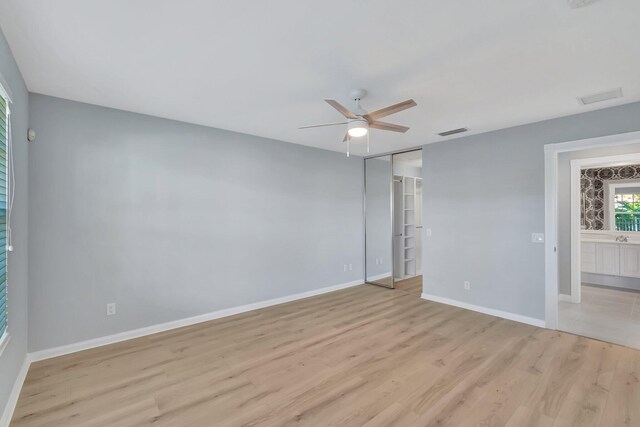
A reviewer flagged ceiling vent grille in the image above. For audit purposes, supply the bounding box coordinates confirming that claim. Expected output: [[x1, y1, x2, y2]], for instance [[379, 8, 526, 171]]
[[568, 0, 596, 8], [438, 128, 468, 137], [578, 88, 623, 105]]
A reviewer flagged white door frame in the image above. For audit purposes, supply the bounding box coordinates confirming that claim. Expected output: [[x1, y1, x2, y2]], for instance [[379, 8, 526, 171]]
[[544, 131, 640, 330]]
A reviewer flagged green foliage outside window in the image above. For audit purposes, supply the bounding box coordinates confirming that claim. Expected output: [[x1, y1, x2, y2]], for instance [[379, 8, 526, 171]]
[[615, 193, 640, 231]]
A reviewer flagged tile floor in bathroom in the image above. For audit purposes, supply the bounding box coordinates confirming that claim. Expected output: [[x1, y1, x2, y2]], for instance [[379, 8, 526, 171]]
[[559, 284, 640, 349]]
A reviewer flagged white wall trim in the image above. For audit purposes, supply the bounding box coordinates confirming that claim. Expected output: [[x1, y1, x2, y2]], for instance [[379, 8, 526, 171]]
[[543, 131, 640, 155], [0, 72, 13, 104], [0, 333, 10, 358], [545, 130, 640, 330], [29, 279, 364, 362], [558, 294, 574, 302], [366, 272, 392, 282], [570, 159, 582, 304], [0, 355, 30, 427], [545, 146, 560, 329], [421, 293, 545, 328]]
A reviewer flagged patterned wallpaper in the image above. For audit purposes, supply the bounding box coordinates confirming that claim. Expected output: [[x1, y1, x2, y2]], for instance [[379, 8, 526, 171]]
[[581, 164, 640, 230]]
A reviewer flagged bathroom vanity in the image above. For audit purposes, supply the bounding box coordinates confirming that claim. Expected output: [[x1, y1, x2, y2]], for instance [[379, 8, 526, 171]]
[[581, 231, 640, 289]]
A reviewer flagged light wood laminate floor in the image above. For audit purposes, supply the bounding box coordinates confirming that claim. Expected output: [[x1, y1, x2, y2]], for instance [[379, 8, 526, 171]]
[[12, 283, 640, 426], [366, 275, 422, 293], [394, 275, 422, 295]]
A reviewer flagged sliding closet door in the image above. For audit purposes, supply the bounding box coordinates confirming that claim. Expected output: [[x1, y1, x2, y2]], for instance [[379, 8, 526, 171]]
[[365, 155, 394, 288]]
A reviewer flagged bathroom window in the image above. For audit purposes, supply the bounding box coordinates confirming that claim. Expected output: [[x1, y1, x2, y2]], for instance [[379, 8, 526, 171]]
[[614, 192, 640, 232]]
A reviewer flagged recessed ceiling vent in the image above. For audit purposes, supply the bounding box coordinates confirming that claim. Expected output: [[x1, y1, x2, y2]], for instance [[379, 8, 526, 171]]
[[438, 127, 468, 137], [578, 88, 623, 105], [568, 0, 597, 8]]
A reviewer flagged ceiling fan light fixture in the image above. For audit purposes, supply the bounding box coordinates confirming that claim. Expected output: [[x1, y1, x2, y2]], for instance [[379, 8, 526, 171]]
[[347, 119, 369, 138]]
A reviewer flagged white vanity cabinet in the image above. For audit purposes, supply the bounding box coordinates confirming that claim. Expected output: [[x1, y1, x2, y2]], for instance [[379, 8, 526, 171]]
[[620, 245, 640, 278], [581, 242, 596, 273], [595, 243, 620, 276], [581, 239, 640, 278]]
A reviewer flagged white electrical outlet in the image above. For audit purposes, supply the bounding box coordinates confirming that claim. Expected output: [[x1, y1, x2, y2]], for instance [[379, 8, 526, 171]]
[[106, 303, 116, 316], [464, 281, 471, 290], [426, 228, 432, 237], [348, 263, 353, 271], [343, 264, 348, 272]]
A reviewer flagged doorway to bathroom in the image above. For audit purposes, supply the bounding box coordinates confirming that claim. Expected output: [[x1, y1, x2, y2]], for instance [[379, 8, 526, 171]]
[[364, 149, 423, 296], [558, 150, 640, 349]]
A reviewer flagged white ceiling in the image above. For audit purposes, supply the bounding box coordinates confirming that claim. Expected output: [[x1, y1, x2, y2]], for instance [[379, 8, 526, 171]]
[[1, 0, 639, 156]]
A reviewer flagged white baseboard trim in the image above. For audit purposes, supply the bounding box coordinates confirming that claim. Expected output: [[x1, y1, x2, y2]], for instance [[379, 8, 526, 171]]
[[366, 272, 392, 282], [558, 294, 577, 303], [421, 293, 546, 328], [29, 279, 364, 363], [0, 355, 31, 427]]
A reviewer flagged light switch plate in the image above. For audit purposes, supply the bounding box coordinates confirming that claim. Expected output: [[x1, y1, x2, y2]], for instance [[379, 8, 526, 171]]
[[532, 233, 545, 243]]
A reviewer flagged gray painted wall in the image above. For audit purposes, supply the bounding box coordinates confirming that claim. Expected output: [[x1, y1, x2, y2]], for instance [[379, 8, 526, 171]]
[[0, 29, 29, 418], [28, 94, 364, 351], [422, 101, 640, 321]]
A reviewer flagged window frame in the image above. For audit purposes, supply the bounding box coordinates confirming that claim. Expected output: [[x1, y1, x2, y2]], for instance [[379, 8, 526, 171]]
[[606, 181, 640, 232]]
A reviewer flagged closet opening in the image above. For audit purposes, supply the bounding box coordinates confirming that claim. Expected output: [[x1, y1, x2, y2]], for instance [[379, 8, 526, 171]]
[[364, 149, 423, 296]]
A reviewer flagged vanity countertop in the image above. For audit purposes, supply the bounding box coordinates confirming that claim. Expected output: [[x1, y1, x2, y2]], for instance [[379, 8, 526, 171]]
[[581, 238, 640, 245]]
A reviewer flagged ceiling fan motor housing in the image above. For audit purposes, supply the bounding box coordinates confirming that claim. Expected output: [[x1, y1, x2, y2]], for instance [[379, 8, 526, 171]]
[[349, 88, 367, 101]]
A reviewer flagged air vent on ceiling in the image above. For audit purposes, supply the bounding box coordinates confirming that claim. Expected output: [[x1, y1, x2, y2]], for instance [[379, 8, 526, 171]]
[[438, 127, 468, 137], [578, 88, 623, 105], [568, 0, 596, 8]]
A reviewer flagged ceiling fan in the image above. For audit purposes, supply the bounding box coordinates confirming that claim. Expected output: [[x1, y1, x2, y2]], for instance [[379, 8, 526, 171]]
[[299, 89, 417, 156]]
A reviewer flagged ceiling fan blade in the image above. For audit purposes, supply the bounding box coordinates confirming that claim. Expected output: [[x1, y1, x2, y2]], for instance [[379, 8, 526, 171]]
[[325, 99, 358, 119], [369, 121, 410, 133], [363, 99, 417, 121], [298, 121, 348, 129]]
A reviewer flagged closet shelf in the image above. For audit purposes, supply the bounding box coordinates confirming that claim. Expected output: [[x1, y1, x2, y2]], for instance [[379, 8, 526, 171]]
[[395, 174, 421, 279]]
